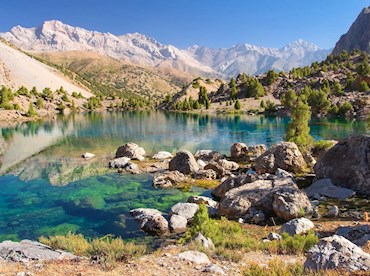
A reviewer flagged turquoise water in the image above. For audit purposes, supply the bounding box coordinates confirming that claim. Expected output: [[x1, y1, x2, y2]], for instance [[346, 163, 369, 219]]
[[0, 111, 368, 241]]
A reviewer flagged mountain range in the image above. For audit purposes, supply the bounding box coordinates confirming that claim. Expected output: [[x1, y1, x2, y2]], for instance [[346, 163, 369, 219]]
[[0, 20, 331, 77]]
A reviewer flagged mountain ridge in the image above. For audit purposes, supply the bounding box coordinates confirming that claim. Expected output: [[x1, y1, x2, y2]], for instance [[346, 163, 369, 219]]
[[1, 20, 330, 77]]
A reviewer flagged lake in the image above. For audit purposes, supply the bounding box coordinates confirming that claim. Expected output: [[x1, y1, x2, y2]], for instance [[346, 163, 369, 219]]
[[0, 111, 368, 242]]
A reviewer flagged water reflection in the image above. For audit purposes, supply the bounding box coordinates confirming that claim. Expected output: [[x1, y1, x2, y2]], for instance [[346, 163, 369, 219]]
[[0, 111, 367, 184]]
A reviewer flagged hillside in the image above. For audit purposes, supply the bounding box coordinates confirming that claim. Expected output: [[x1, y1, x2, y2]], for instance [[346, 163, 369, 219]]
[[0, 20, 330, 77], [333, 6, 370, 55], [33, 51, 189, 101], [0, 39, 92, 98], [162, 50, 370, 119]]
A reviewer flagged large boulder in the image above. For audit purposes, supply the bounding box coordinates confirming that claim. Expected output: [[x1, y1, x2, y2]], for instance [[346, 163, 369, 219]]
[[305, 178, 356, 199], [115, 142, 146, 161], [218, 178, 299, 220], [212, 173, 258, 199], [193, 169, 217, 180], [230, 142, 248, 162], [0, 240, 77, 262], [314, 135, 370, 195], [169, 150, 199, 175], [230, 143, 266, 162], [280, 217, 314, 236], [169, 203, 199, 221], [304, 235, 370, 272], [204, 162, 230, 179], [254, 142, 307, 174], [218, 159, 239, 171], [152, 171, 187, 188], [130, 208, 168, 235], [194, 150, 222, 163], [272, 187, 313, 221]]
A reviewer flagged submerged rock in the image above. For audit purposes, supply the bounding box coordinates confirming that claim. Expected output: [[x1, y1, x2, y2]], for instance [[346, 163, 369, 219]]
[[130, 208, 168, 235], [314, 135, 370, 195], [109, 157, 131, 168], [169, 150, 199, 175], [82, 152, 95, 160], [305, 178, 356, 199], [0, 240, 77, 262], [254, 142, 307, 174], [304, 235, 370, 272], [280, 218, 314, 236], [115, 142, 146, 161], [152, 171, 187, 188]]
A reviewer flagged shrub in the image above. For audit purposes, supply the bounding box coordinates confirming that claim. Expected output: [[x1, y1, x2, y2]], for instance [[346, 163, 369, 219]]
[[234, 99, 241, 110], [25, 103, 38, 117], [39, 233, 147, 271], [243, 259, 305, 276]]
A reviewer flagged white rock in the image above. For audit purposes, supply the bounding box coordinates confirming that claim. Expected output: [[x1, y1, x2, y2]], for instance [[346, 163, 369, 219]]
[[280, 218, 314, 236], [177, 251, 211, 265], [152, 151, 173, 160], [82, 152, 95, 160]]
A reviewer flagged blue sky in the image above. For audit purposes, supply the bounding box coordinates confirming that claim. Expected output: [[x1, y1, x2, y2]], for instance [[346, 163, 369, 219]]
[[0, 0, 368, 49]]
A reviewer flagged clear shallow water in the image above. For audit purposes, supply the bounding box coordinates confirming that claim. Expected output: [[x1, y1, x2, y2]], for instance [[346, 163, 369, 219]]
[[0, 111, 368, 241]]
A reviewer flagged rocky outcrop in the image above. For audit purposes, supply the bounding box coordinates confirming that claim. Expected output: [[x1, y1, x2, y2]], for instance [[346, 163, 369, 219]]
[[212, 174, 258, 199], [280, 218, 314, 236], [152, 171, 187, 188], [152, 151, 173, 160], [0, 240, 77, 262], [130, 208, 168, 235], [305, 178, 356, 199], [218, 177, 309, 221], [115, 142, 146, 161], [169, 150, 199, 175], [304, 235, 370, 272], [272, 188, 313, 221], [332, 7, 370, 54], [194, 150, 222, 163], [314, 135, 370, 195], [254, 142, 307, 174]]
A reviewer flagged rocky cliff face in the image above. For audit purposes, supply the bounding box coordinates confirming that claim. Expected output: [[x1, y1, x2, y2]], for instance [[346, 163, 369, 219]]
[[332, 7, 370, 55], [1, 20, 330, 77]]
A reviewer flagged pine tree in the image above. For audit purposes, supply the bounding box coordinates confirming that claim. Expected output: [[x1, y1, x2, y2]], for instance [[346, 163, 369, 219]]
[[285, 99, 313, 153], [234, 99, 241, 110]]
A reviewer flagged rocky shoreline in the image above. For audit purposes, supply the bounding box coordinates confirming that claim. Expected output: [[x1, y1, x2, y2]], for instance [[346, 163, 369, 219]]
[[1, 135, 370, 274]]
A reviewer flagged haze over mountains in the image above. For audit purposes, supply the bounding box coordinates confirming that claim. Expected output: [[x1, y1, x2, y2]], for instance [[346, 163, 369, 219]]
[[0, 20, 331, 77]]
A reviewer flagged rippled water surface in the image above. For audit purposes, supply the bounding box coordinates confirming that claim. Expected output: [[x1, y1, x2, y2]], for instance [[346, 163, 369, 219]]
[[0, 111, 367, 241]]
